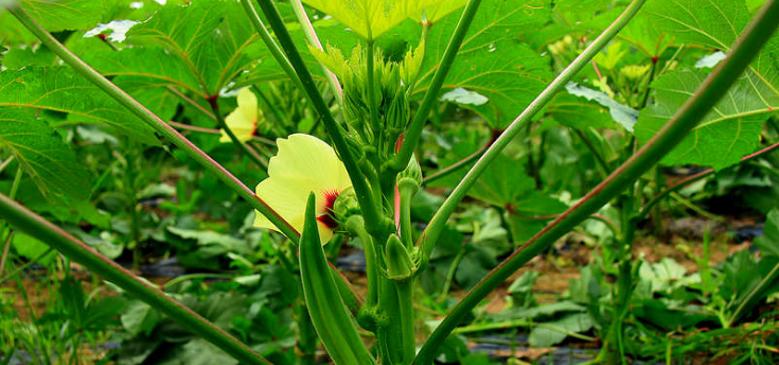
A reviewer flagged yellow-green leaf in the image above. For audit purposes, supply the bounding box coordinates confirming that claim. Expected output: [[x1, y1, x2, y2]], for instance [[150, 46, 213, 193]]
[[302, 0, 465, 39]]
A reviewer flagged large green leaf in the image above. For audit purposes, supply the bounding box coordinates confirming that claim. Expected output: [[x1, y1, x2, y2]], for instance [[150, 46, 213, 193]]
[[0, 109, 92, 200], [634, 0, 779, 169], [0, 67, 157, 144], [416, 0, 552, 128], [468, 153, 535, 206], [528, 312, 594, 347], [635, 70, 776, 169], [126, 0, 256, 94], [302, 0, 466, 39], [0, 0, 111, 43]]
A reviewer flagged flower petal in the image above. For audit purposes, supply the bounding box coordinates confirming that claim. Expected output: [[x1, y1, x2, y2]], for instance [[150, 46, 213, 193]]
[[220, 88, 258, 143], [254, 134, 352, 244]]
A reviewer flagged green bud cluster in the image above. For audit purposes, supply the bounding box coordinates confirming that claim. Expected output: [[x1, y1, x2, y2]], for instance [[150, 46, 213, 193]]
[[310, 43, 423, 160], [332, 187, 360, 223]]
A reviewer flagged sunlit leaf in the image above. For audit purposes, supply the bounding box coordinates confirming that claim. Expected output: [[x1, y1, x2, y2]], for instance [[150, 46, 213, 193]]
[[302, 0, 466, 39], [635, 70, 777, 170], [0, 0, 111, 44], [126, 0, 255, 94], [416, 0, 552, 128], [0, 109, 92, 200], [635, 0, 779, 169], [0, 67, 158, 144]]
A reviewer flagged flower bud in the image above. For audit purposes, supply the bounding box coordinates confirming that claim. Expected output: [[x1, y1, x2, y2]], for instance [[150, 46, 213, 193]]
[[384, 234, 416, 280], [333, 188, 360, 222], [397, 156, 422, 195]]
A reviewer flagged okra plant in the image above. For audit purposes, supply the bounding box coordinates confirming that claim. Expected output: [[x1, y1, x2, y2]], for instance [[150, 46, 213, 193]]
[[1, 0, 778, 364]]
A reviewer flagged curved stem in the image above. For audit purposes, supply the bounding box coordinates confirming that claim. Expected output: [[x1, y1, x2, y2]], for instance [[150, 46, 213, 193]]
[[414, 2, 779, 362], [423, 140, 490, 186], [254, 0, 382, 231], [166, 85, 215, 120], [418, 0, 648, 261], [167, 121, 276, 146], [5, 3, 300, 242], [392, 0, 483, 172], [0, 193, 270, 365], [574, 128, 610, 178]]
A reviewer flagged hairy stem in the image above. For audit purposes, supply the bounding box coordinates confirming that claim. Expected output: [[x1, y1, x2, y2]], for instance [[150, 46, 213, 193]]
[[414, 2, 779, 362]]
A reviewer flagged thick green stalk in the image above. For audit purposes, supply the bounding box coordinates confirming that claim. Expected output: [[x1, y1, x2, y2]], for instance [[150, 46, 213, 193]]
[[395, 279, 415, 365], [418, 0, 648, 261], [346, 216, 380, 307], [5, 4, 300, 242], [0, 193, 269, 365], [414, 2, 779, 363], [366, 40, 381, 148], [254, 0, 383, 232], [399, 186, 415, 247], [391, 0, 483, 172]]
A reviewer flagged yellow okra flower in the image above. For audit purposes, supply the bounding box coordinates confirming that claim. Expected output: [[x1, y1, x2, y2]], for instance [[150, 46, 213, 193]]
[[219, 88, 259, 143], [254, 134, 352, 244]]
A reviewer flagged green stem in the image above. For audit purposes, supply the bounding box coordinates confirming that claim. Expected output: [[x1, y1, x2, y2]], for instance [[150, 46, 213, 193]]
[[254, 0, 383, 232], [398, 185, 416, 247], [436, 242, 466, 302], [346, 216, 379, 307], [162, 273, 233, 289], [423, 140, 490, 186], [366, 40, 381, 146], [418, 0, 648, 262], [0, 193, 270, 365], [0, 231, 15, 277], [392, 0, 483, 172], [5, 3, 300, 242], [0, 156, 14, 174], [295, 293, 318, 365], [574, 128, 610, 178], [395, 279, 415, 365], [414, 1, 779, 363], [166, 85, 215, 120], [289, 0, 343, 102]]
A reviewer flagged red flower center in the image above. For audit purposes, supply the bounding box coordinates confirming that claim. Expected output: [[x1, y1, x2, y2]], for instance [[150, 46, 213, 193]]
[[317, 190, 340, 229]]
